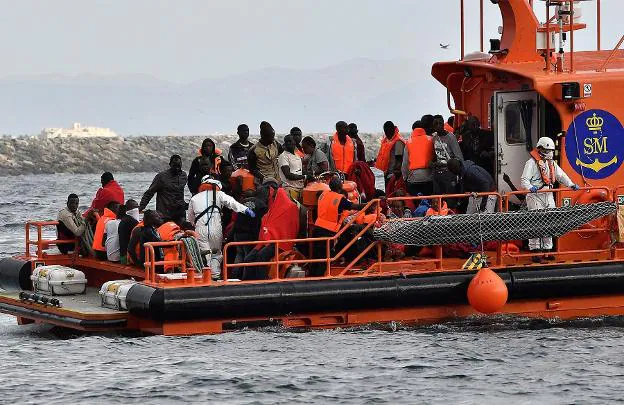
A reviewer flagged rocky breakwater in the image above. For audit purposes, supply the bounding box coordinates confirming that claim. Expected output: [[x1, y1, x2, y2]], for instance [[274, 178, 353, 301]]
[[0, 134, 385, 176]]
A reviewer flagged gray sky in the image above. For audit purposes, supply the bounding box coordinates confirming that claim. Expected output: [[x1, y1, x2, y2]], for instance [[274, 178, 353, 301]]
[[1, 0, 621, 83]]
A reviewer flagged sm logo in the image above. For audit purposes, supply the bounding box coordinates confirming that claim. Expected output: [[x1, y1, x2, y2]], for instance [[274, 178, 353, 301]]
[[565, 109, 624, 180]]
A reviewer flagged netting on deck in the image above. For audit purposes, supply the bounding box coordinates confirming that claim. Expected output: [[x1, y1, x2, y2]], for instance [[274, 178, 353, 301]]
[[373, 202, 617, 246]]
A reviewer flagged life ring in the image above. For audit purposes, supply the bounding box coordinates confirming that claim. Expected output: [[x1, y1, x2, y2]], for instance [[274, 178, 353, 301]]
[[572, 189, 611, 230], [268, 250, 307, 279]]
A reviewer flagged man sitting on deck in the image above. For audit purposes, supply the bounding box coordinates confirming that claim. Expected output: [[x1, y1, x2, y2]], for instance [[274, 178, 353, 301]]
[[118, 199, 140, 265], [128, 210, 164, 268], [87, 172, 125, 214], [57, 193, 91, 255], [92, 201, 120, 261]]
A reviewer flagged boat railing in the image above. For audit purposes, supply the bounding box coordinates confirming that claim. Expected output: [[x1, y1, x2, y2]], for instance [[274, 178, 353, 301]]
[[143, 241, 212, 285], [25, 220, 76, 259], [223, 191, 506, 280], [502, 186, 614, 261], [223, 197, 384, 281]]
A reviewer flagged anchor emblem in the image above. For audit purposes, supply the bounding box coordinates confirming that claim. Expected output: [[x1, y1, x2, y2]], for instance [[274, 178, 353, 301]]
[[575, 156, 618, 173]]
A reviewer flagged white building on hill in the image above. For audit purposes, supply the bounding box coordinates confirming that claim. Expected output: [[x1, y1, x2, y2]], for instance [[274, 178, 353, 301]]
[[39, 123, 119, 139]]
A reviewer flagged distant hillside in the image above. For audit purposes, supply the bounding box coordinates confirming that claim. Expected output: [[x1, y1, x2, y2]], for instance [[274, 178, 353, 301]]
[[0, 58, 448, 135]]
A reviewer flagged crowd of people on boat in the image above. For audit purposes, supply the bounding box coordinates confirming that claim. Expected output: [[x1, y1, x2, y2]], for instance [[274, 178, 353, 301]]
[[56, 114, 580, 276]]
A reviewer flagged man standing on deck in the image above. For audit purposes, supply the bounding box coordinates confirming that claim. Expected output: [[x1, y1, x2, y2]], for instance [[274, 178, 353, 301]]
[[248, 121, 282, 183], [187, 176, 255, 279], [431, 116, 463, 208], [324, 121, 356, 173], [402, 121, 434, 197], [228, 124, 253, 170], [139, 155, 187, 222], [290, 127, 305, 158], [279, 134, 309, 202], [348, 123, 366, 162], [521, 137, 579, 263], [375, 121, 405, 180]]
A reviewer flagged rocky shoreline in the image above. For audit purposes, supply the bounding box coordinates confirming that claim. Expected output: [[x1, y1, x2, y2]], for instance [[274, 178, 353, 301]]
[[0, 134, 385, 176]]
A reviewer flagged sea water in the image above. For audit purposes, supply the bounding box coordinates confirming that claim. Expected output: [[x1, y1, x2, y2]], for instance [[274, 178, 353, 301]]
[[1, 173, 624, 404]]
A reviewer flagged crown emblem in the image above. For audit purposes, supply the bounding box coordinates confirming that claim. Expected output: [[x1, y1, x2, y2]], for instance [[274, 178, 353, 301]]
[[586, 113, 604, 133]]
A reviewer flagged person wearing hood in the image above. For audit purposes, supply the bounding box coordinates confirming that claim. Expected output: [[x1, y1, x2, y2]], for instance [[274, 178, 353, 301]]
[[323, 121, 356, 173], [187, 176, 255, 279], [188, 138, 225, 194], [248, 121, 283, 183], [375, 121, 405, 179], [228, 124, 253, 170], [87, 172, 125, 214], [139, 154, 188, 222], [118, 199, 140, 265], [402, 121, 434, 196], [521, 137, 578, 263]]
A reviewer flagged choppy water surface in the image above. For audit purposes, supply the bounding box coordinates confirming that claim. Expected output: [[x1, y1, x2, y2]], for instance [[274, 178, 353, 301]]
[[1, 173, 624, 404]]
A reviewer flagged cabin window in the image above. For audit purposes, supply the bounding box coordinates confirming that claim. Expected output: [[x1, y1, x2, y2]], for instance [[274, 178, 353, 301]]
[[504, 102, 527, 145]]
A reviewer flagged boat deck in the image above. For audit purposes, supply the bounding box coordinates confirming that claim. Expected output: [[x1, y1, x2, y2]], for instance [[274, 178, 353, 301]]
[[0, 287, 128, 331]]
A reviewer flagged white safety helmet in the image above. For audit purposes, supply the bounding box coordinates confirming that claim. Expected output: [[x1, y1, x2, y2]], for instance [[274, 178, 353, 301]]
[[201, 175, 222, 190], [536, 137, 555, 151]]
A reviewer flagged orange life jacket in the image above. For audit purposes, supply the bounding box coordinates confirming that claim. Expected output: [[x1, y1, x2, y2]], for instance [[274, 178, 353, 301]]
[[406, 128, 434, 170], [295, 148, 305, 158], [92, 208, 116, 252], [530, 149, 556, 186], [158, 222, 181, 241], [444, 123, 454, 133], [375, 127, 405, 173], [315, 190, 344, 232], [331, 133, 355, 173], [128, 221, 144, 264], [197, 148, 223, 174], [355, 207, 382, 225], [158, 222, 181, 271], [426, 201, 449, 216]]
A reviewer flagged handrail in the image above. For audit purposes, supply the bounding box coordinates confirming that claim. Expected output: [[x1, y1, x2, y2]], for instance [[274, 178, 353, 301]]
[[597, 34, 624, 72], [502, 186, 613, 260], [25, 220, 76, 258], [143, 241, 212, 285], [224, 191, 505, 280]]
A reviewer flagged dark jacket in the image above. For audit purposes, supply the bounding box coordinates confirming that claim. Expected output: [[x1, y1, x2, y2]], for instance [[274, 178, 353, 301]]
[[128, 226, 162, 267], [228, 141, 253, 170], [353, 136, 366, 162], [139, 169, 188, 219], [234, 197, 268, 242], [118, 215, 139, 258], [461, 160, 495, 193]]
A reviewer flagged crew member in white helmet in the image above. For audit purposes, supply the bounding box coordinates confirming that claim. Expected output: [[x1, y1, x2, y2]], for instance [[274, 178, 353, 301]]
[[521, 136, 579, 263], [187, 176, 255, 279]]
